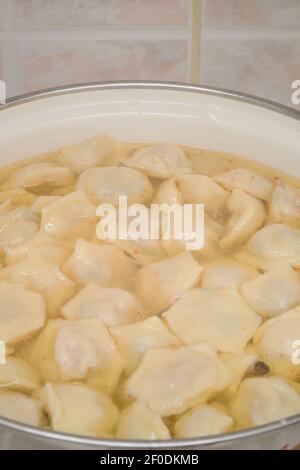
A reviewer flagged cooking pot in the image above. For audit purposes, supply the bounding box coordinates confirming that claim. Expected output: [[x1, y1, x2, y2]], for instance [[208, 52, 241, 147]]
[[0, 81, 299, 450]]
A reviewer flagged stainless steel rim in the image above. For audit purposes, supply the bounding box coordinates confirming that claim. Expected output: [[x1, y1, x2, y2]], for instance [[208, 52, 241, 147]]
[[0, 80, 300, 448], [2, 80, 300, 121]]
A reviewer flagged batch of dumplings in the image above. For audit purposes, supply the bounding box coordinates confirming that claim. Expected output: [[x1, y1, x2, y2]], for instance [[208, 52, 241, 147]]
[[0, 133, 300, 441]]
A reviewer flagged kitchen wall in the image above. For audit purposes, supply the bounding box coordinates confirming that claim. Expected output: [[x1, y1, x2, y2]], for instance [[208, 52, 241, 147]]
[[0, 0, 299, 108]]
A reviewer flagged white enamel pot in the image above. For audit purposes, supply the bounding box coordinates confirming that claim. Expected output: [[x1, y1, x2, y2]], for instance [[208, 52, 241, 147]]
[[0, 82, 299, 450]]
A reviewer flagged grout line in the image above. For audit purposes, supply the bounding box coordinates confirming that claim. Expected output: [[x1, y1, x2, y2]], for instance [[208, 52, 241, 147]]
[[203, 28, 300, 39], [1, 0, 18, 97], [190, 0, 201, 83], [14, 28, 190, 41]]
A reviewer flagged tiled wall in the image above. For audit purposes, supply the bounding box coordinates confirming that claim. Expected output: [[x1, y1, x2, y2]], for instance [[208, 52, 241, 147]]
[[0, 0, 299, 109], [201, 0, 300, 108]]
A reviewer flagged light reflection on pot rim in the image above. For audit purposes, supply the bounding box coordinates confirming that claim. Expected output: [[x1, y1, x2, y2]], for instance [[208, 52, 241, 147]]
[[0, 80, 299, 448]]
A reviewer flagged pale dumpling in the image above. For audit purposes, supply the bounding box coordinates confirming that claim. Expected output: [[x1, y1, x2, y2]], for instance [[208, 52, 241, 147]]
[[253, 309, 300, 380], [1, 162, 73, 190], [135, 252, 202, 314], [61, 284, 146, 327], [57, 134, 114, 174], [229, 377, 300, 428], [39, 383, 119, 437], [116, 401, 170, 440], [192, 222, 221, 261], [0, 188, 36, 206], [0, 280, 46, 345], [0, 357, 40, 392], [1, 255, 76, 318], [126, 344, 231, 417], [164, 288, 261, 354], [201, 259, 258, 289], [41, 191, 96, 242], [78, 166, 153, 205], [124, 143, 192, 179], [269, 183, 300, 227], [29, 318, 123, 391], [0, 391, 41, 426], [62, 239, 137, 290], [0, 199, 11, 216], [236, 224, 300, 270], [153, 178, 183, 205], [215, 169, 273, 201], [219, 189, 266, 251], [220, 353, 258, 399], [174, 404, 233, 438], [176, 174, 228, 213], [5, 232, 72, 267], [31, 195, 62, 213], [241, 266, 300, 318], [97, 204, 165, 265], [110, 238, 166, 266], [0, 206, 39, 250], [111, 316, 181, 374], [160, 209, 216, 259]]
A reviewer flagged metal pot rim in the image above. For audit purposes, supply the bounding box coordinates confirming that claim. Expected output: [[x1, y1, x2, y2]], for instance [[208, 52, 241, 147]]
[[1, 80, 300, 448]]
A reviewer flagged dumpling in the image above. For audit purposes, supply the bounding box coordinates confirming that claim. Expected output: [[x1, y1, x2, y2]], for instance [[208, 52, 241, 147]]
[[41, 191, 96, 241], [0, 206, 39, 250], [236, 224, 300, 270], [97, 204, 166, 265], [135, 252, 202, 315], [28, 318, 123, 391], [1, 254, 75, 318], [0, 280, 46, 345], [31, 195, 62, 213], [174, 404, 233, 438], [160, 209, 220, 260], [39, 383, 119, 437], [219, 189, 266, 251], [0, 391, 41, 426], [111, 239, 165, 266], [201, 259, 258, 289], [123, 143, 192, 179], [116, 401, 170, 440], [5, 232, 72, 266], [110, 316, 181, 374], [0, 199, 11, 216], [0, 188, 36, 206], [253, 309, 300, 380], [215, 169, 273, 201], [77, 166, 153, 205], [163, 288, 261, 354], [205, 212, 226, 237], [229, 376, 300, 428], [62, 239, 137, 290], [1, 162, 73, 190], [153, 178, 183, 205], [241, 266, 300, 318], [126, 344, 231, 417], [220, 353, 258, 399], [57, 134, 114, 174], [269, 183, 300, 227], [176, 174, 228, 213], [61, 284, 146, 327], [192, 223, 222, 261], [0, 357, 41, 392]]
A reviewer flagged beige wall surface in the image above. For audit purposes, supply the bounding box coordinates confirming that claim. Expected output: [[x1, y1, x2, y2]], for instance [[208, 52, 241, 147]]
[[0, 0, 299, 108]]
